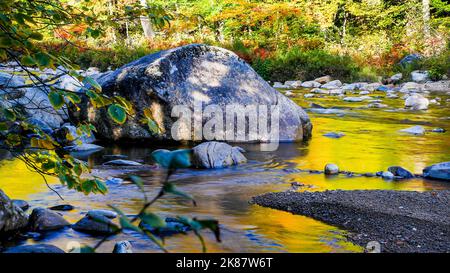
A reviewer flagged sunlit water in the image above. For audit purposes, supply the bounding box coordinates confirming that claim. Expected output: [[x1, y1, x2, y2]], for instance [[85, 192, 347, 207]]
[[1, 88, 449, 253]]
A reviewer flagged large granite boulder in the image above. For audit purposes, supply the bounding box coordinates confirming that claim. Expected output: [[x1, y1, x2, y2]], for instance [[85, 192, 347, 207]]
[[79, 44, 312, 142], [0, 190, 28, 236]]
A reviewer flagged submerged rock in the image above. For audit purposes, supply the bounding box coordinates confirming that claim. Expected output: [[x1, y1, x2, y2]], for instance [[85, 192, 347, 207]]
[[113, 241, 133, 253], [82, 44, 312, 142], [28, 208, 70, 232], [381, 171, 394, 180], [0, 190, 29, 235], [49, 204, 74, 211], [343, 97, 364, 102], [367, 102, 388, 108], [387, 166, 414, 179], [12, 199, 29, 212], [4, 244, 65, 253], [68, 143, 104, 153], [423, 162, 450, 181], [87, 209, 117, 219], [103, 159, 142, 166], [72, 213, 119, 235], [431, 128, 446, 133], [323, 132, 345, 138], [399, 125, 425, 135], [192, 141, 247, 168], [324, 163, 339, 175]]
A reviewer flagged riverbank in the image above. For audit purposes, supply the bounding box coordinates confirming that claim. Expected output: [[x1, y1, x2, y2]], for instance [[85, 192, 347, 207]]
[[252, 190, 450, 253]]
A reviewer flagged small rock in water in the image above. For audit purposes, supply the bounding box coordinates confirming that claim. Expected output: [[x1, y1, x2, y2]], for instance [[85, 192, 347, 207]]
[[284, 80, 302, 88], [324, 163, 339, 175], [87, 209, 118, 219], [387, 166, 414, 179], [390, 73, 403, 82], [12, 199, 29, 211], [284, 90, 294, 97], [381, 171, 395, 180], [72, 213, 119, 235], [103, 159, 142, 166], [431, 128, 446, 133], [113, 241, 133, 253], [367, 103, 387, 108], [68, 143, 104, 153], [28, 208, 70, 232], [321, 80, 342, 89], [4, 244, 65, 253], [363, 172, 376, 177], [405, 94, 429, 110], [399, 125, 425, 135], [301, 81, 321, 88], [423, 162, 450, 181], [314, 75, 332, 84], [359, 91, 370, 95], [192, 141, 247, 168], [102, 154, 128, 160], [323, 132, 345, 138], [343, 96, 364, 102], [49, 204, 74, 211], [304, 93, 314, 98]]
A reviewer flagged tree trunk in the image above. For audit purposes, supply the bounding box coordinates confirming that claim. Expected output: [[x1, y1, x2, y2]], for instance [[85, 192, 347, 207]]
[[422, 0, 430, 40], [140, 0, 156, 39]]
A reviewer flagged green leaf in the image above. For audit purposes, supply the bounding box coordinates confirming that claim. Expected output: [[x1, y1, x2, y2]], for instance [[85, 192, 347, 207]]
[[48, 91, 64, 109], [195, 219, 221, 242], [171, 149, 192, 169], [140, 212, 166, 229], [95, 179, 108, 194], [119, 217, 141, 233], [65, 93, 81, 104], [147, 118, 159, 134], [29, 32, 43, 40], [3, 108, 16, 121], [21, 55, 35, 66], [162, 182, 196, 206], [129, 175, 144, 192], [0, 37, 13, 48], [108, 104, 127, 124], [83, 76, 101, 92], [151, 149, 191, 169], [33, 52, 51, 67]]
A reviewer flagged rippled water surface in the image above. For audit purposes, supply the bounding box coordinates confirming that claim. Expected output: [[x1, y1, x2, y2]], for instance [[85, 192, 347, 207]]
[[1, 88, 449, 252]]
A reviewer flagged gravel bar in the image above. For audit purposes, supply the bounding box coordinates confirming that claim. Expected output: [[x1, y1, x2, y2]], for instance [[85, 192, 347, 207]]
[[252, 190, 450, 253]]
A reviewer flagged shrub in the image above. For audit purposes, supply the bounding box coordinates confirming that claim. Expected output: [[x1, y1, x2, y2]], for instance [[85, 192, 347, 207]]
[[251, 47, 360, 82]]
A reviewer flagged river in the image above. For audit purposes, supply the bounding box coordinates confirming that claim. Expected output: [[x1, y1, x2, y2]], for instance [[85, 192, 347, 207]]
[[1, 88, 449, 253]]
